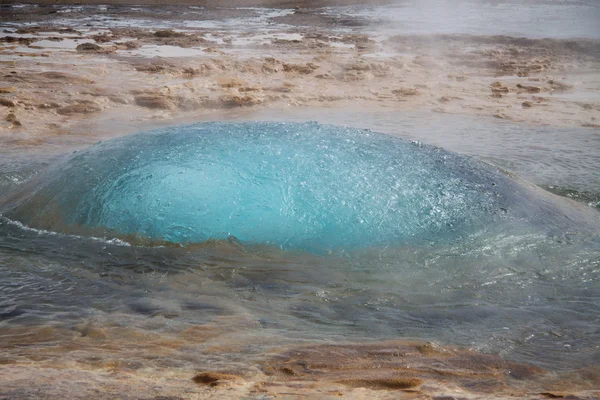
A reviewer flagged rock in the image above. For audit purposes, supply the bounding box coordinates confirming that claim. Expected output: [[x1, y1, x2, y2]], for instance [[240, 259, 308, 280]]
[[5, 112, 21, 127], [92, 34, 112, 43], [315, 73, 335, 80], [348, 62, 371, 72], [282, 63, 319, 74], [392, 88, 420, 96], [0, 36, 35, 45], [0, 87, 16, 94], [516, 84, 541, 93], [220, 94, 263, 107], [134, 95, 174, 110], [37, 102, 61, 109], [135, 64, 167, 73], [0, 98, 15, 107], [154, 29, 184, 38], [343, 70, 365, 81], [115, 41, 140, 50], [56, 101, 101, 115], [522, 101, 533, 108], [192, 372, 241, 386], [217, 77, 245, 88], [175, 96, 205, 111], [238, 86, 262, 92], [262, 58, 282, 73], [108, 95, 130, 105], [337, 377, 423, 390], [548, 80, 573, 91], [490, 81, 509, 93], [76, 42, 102, 52], [35, 72, 94, 84]]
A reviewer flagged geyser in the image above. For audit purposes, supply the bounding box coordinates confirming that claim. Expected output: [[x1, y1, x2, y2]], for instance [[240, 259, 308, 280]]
[[3, 122, 523, 251]]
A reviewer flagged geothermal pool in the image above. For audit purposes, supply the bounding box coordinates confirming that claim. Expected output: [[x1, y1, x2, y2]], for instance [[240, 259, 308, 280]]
[[1, 118, 599, 388], [4, 122, 532, 251]]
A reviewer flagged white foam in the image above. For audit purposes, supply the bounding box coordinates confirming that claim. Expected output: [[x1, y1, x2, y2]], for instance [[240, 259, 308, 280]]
[[0, 215, 132, 247]]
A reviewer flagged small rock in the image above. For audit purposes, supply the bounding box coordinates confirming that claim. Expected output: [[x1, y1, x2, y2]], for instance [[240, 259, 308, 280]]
[[192, 372, 241, 386], [548, 80, 573, 91], [281, 367, 297, 375], [5, 113, 21, 127], [490, 81, 509, 94], [282, 63, 319, 74], [37, 102, 61, 109], [154, 29, 185, 38], [76, 42, 102, 52], [219, 94, 262, 107], [522, 101, 533, 108], [57, 101, 101, 115], [115, 41, 140, 50], [392, 87, 420, 96], [0, 98, 15, 107], [315, 73, 335, 80], [217, 77, 245, 88], [134, 95, 174, 110], [516, 84, 541, 93]]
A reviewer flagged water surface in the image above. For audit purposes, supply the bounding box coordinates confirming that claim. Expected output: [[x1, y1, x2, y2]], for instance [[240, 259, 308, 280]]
[[1, 116, 599, 374]]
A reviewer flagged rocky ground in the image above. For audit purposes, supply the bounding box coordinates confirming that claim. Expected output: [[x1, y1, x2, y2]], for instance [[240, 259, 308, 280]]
[[0, 5, 599, 148], [1, 322, 599, 399]]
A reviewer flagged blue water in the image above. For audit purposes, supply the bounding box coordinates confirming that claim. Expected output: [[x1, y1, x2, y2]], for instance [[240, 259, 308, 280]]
[[5, 122, 525, 252]]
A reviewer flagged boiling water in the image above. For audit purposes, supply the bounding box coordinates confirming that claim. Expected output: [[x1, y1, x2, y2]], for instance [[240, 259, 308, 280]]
[[4, 122, 528, 251], [1, 119, 599, 375]]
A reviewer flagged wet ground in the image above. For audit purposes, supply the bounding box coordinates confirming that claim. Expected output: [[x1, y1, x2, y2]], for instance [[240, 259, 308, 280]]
[[1, 1, 600, 399]]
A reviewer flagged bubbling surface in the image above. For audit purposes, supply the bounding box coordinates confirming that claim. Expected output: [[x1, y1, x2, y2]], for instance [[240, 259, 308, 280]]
[[5, 122, 515, 251]]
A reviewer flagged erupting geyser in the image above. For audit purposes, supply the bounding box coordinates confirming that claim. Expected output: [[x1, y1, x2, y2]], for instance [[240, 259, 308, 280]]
[[3, 122, 530, 251]]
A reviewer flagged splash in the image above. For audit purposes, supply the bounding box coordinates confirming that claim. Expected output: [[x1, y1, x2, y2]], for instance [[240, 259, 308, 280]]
[[3, 122, 519, 251]]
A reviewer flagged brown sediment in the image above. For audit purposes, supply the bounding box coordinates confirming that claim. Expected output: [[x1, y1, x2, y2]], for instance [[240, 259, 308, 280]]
[[192, 371, 242, 386], [1, 22, 598, 143], [258, 340, 600, 399], [336, 377, 423, 390], [1, 324, 599, 399]]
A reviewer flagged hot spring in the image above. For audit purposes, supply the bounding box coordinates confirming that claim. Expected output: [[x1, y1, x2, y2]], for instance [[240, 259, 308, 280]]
[[1, 120, 599, 386], [1, 121, 585, 251]]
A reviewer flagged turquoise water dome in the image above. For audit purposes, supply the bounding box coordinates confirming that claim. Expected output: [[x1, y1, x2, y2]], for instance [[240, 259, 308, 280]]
[[4, 122, 516, 251]]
